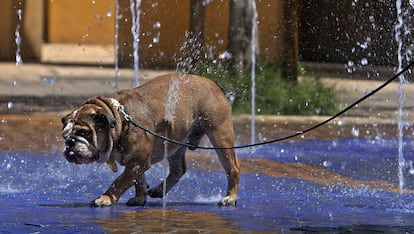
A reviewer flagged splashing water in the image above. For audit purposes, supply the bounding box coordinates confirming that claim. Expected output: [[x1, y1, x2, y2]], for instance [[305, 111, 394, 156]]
[[250, 1, 258, 145], [130, 0, 141, 87], [162, 75, 187, 208], [15, 8, 23, 66], [114, 0, 121, 90], [164, 77, 182, 123], [394, 0, 413, 194]]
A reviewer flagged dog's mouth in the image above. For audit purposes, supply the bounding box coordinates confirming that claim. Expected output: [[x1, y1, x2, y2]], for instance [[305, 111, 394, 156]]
[[64, 136, 98, 164], [64, 149, 94, 164]]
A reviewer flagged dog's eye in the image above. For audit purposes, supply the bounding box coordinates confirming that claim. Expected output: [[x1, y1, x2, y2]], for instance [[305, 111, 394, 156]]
[[77, 129, 91, 137]]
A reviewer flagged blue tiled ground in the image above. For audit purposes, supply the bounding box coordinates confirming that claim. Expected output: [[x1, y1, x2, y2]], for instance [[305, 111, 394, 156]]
[[2, 138, 414, 232]]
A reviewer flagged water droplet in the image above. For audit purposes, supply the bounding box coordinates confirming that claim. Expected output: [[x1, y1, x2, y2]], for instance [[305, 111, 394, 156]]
[[153, 22, 161, 29], [7, 101, 13, 109], [352, 0, 358, 7], [153, 34, 160, 44], [106, 10, 112, 17], [361, 58, 368, 66], [82, 34, 89, 41], [351, 127, 360, 137], [219, 51, 232, 60], [42, 77, 57, 85], [346, 61, 356, 73], [409, 161, 414, 175], [16, 9, 22, 20], [15, 33, 21, 45], [15, 54, 22, 66], [323, 161, 332, 167]]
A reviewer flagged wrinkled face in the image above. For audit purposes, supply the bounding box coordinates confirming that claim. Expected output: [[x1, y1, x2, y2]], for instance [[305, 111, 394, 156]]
[[61, 105, 115, 164]]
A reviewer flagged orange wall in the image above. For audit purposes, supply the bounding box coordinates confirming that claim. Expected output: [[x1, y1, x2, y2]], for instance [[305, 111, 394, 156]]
[[44, 0, 286, 66], [0, 0, 18, 60], [205, 1, 229, 55], [137, 0, 190, 67], [48, 0, 115, 44], [257, 0, 285, 60]]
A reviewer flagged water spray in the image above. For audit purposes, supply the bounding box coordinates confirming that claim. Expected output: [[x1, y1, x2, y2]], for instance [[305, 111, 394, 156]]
[[250, 1, 258, 145], [15, 4, 23, 66], [114, 0, 121, 90], [130, 0, 141, 87]]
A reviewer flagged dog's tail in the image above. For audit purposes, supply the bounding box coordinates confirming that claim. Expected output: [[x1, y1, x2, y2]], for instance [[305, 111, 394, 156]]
[[214, 80, 235, 105]]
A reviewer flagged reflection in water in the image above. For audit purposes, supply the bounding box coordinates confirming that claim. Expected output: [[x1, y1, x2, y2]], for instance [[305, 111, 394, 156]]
[[99, 209, 239, 233], [188, 152, 414, 194]]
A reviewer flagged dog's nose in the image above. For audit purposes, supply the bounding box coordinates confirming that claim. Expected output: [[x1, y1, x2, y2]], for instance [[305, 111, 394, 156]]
[[66, 137, 76, 148]]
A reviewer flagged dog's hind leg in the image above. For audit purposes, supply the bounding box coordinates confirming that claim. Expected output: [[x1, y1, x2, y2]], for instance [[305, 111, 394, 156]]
[[148, 146, 187, 198], [206, 120, 240, 206]]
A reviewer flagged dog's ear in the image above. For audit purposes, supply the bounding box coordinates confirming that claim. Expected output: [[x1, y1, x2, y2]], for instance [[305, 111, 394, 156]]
[[61, 116, 67, 125], [61, 113, 75, 138], [92, 111, 116, 128], [61, 112, 72, 125]]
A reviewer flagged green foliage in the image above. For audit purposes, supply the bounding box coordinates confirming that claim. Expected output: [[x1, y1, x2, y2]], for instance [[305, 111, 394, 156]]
[[196, 61, 339, 116]]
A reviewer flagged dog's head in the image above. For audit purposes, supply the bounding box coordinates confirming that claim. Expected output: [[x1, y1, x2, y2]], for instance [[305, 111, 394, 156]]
[[62, 103, 116, 164]]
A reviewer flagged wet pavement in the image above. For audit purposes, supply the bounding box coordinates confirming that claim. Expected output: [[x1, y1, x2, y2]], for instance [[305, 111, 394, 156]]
[[1, 110, 414, 232], [2, 137, 414, 233]]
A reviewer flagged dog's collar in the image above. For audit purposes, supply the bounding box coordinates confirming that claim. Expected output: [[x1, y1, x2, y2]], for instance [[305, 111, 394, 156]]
[[109, 98, 122, 111]]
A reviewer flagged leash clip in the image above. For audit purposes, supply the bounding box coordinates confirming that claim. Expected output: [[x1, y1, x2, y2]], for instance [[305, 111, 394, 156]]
[[110, 98, 131, 122], [117, 104, 131, 122]]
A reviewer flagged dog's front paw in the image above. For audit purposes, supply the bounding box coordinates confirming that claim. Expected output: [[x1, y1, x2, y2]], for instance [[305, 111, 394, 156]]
[[218, 195, 237, 206], [90, 195, 115, 207]]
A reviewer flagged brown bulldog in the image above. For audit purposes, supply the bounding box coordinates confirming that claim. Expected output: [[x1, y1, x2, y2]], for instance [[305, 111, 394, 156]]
[[61, 74, 240, 207]]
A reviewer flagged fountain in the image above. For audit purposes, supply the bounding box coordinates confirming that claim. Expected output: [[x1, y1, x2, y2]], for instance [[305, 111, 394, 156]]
[[4, 1, 414, 233], [395, 0, 413, 194], [114, 0, 121, 90], [15, 4, 23, 67], [130, 0, 141, 87], [7, 2, 24, 111], [250, 0, 258, 145], [162, 75, 184, 208]]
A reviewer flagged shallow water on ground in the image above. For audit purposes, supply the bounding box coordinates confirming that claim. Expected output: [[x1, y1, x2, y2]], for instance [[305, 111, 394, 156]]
[[2, 137, 414, 233]]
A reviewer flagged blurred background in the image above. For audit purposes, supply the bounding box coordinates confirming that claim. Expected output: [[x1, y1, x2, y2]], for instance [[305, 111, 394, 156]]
[[0, 0, 412, 120], [0, 0, 401, 74]]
